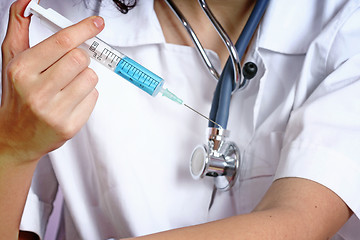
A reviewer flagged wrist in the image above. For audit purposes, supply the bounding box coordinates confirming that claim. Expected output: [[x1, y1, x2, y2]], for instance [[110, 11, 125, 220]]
[[0, 116, 45, 165], [0, 141, 42, 167]]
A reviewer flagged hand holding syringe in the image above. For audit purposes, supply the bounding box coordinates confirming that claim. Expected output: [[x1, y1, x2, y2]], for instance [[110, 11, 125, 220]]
[[24, 0, 222, 129]]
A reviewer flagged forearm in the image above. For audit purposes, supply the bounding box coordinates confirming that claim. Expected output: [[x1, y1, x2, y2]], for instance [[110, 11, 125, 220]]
[[129, 178, 351, 240], [0, 153, 38, 240], [132, 208, 308, 240]]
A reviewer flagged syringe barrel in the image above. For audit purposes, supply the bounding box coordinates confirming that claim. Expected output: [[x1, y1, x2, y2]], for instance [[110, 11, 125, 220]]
[[82, 38, 164, 96], [83, 38, 124, 72]]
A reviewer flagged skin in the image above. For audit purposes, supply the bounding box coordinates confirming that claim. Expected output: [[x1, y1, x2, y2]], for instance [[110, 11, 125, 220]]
[[154, 0, 256, 67], [127, 178, 352, 240], [0, 0, 353, 239]]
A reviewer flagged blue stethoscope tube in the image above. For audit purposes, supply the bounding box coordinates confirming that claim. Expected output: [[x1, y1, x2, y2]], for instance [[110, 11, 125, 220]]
[[209, 0, 270, 129]]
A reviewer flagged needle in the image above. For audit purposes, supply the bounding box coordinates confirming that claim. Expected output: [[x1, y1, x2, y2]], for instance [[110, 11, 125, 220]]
[[183, 104, 223, 129]]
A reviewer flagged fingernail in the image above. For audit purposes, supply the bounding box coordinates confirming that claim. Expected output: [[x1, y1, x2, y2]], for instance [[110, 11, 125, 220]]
[[93, 17, 104, 28]]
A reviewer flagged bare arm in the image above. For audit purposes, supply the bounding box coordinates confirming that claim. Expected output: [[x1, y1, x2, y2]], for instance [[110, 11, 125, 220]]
[[0, 0, 104, 238], [131, 177, 351, 240], [0, 156, 38, 239]]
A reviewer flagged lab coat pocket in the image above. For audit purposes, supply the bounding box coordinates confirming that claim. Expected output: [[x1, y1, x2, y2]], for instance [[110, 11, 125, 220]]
[[235, 131, 284, 212], [242, 131, 284, 180]]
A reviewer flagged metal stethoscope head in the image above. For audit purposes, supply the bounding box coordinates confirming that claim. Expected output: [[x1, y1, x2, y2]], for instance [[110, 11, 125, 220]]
[[164, 0, 269, 191], [190, 128, 241, 191]]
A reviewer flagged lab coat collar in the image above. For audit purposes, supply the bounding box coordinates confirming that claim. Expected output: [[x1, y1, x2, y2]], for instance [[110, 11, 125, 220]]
[[97, 0, 165, 47], [258, 0, 328, 54]]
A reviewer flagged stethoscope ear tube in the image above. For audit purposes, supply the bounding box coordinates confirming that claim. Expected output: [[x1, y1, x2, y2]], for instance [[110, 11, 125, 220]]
[[209, 0, 270, 129], [164, 0, 221, 81]]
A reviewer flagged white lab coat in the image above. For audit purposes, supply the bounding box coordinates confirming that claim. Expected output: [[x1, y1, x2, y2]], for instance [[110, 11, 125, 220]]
[[1, 0, 360, 239]]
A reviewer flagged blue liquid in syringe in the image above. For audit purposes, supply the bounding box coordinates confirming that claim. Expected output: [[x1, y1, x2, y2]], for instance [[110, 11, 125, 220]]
[[115, 57, 163, 96], [85, 38, 181, 102]]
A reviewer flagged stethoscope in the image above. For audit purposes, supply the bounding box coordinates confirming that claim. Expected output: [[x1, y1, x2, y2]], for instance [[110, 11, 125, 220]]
[[164, 0, 270, 191]]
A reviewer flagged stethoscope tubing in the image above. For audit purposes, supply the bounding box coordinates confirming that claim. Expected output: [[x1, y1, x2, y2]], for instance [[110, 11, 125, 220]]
[[209, 0, 270, 129], [164, 0, 221, 80], [198, 0, 242, 89]]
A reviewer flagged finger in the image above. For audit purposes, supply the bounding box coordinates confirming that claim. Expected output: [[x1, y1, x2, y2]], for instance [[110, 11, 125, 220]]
[[69, 88, 98, 128], [1, 0, 32, 66], [40, 48, 90, 94], [22, 15, 104, 73], [59, 88, 99, 140], [1, 0, 31, 104], [55, 67, 98, 114]]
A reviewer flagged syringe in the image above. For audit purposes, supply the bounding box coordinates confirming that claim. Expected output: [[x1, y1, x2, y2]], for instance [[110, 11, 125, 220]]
[[24, 0, 182, 103], [24, 0, 223, 129]]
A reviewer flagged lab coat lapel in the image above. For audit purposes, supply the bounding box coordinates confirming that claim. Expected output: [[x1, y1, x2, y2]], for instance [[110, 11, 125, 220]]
[[97, 0, 165, 48]]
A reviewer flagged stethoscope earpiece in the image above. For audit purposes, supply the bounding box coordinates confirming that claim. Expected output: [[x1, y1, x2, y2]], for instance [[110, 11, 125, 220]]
[[237, 61, 258, 90], [243, 62, 258, 80]]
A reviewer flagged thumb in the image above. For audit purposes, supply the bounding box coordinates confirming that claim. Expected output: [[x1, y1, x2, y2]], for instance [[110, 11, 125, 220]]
[[2, 0, 32, 65]]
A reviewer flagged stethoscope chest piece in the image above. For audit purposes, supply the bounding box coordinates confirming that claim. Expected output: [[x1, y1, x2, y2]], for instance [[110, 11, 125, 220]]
[[190, 128, 240, 191]]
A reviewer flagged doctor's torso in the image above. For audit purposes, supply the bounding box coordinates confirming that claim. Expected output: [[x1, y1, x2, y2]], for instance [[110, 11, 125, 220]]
[[1, 0, 358, 239]]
